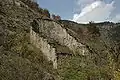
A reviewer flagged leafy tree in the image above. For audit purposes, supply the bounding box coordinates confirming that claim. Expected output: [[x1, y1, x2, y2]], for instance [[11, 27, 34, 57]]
[[52, 14, 56, 19], [52, 14, 61, 20], [43, 9, 50, 18]]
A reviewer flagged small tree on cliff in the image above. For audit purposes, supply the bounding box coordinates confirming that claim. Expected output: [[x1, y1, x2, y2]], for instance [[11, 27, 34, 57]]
[[56, 15, 61, 20], [20, 0, 39, 11], [43, 9, 50, 18], [52, 14, 61, 20], [52, 14, 56, 20]]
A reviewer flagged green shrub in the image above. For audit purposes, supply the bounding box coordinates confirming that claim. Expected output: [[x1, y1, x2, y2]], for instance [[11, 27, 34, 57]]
[[87, 22, 100, 37], [43, 9, 50, 18]]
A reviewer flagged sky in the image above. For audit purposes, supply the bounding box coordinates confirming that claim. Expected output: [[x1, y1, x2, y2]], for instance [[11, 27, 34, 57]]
[[37, 0, 120, 23]]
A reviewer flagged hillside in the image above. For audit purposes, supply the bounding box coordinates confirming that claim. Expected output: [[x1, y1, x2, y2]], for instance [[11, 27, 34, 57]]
[[0, 0, 120, 80]]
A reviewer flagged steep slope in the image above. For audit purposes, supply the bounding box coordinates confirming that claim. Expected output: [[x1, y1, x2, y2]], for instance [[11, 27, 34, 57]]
[[0, 0, 57, 80], [58, 20, 120, 80], [0, 0, 120, 80]]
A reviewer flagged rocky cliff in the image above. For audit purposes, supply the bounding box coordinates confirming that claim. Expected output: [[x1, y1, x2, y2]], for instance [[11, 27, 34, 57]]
[[0, 0, 120, 80]]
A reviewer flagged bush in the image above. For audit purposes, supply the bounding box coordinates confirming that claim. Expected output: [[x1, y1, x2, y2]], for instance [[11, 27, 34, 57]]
[[20, 0, 39, 11], [87, 22, 100, 37], [52, 14, 61, 20], [43, 9, 50, 18]]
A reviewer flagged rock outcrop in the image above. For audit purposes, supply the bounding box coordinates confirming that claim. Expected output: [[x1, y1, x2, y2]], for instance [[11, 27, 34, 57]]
[[30, 26, 57, 69], [30, 19, 89, 69]]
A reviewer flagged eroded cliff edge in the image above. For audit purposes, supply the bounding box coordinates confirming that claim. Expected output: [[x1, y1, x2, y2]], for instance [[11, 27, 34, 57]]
[[30, 19, 89, 69]]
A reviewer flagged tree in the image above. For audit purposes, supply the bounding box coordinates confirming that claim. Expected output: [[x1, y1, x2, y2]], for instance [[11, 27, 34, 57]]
[[56, 15, 61, 20], [52, 14, 56, 20], [52, 14, 61, 20], [20, 0, 39, 11], [43, 9, 50, 18]]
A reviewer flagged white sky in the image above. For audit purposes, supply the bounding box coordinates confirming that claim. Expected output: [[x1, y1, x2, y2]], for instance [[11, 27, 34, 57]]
[[72, 0, 120, 23]]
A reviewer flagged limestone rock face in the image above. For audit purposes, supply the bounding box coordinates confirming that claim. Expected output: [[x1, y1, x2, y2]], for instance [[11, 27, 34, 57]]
[[32, 19, 88, 55], [30, 27, 57, 69], [30, 19, 89, 69]]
